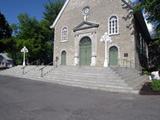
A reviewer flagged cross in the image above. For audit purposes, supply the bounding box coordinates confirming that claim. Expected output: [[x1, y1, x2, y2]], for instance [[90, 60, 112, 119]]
[[21, 46, 28, 66]]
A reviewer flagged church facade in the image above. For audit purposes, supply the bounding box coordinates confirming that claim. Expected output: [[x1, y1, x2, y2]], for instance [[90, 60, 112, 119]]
[[50, 0, 150, 69]]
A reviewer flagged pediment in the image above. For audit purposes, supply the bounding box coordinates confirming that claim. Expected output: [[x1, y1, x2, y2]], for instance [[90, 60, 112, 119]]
[[73, 21, 99, 32]]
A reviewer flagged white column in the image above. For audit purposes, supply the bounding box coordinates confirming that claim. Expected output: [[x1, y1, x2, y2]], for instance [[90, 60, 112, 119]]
[[74, 36, 79, 66], [100, 32, 112, 68], [74, 54, 79, 66], [104, 40, 108, 67], [90, 32, 97, 66], [91, 55, 96, 66], [23, 51, 26, 66]]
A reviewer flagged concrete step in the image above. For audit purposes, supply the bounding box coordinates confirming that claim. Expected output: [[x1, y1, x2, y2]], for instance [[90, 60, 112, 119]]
[[42, 77, 136, 94], [45, 76, 127, 86], [0, 65, 142, 94]]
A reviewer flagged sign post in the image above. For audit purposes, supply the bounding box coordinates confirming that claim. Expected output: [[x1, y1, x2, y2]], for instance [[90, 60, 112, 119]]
[[21, 46, 28, 66]]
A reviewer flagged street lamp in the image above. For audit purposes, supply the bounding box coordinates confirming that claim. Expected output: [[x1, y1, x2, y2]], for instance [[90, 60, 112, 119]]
[[100, 32, 112, 67], [21, 46, 28, 66]]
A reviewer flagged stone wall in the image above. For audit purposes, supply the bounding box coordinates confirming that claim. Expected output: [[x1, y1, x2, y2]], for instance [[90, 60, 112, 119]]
[[54, 0, 137, 67]]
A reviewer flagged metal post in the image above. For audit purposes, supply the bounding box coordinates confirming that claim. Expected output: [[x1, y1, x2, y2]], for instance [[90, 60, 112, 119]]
[[21, 46, 28, 66], [23, 51, 25, 66], [41, 68, 43, 77], [22, 67, 25, 75]]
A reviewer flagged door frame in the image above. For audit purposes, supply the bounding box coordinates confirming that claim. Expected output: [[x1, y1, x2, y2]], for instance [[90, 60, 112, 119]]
[[79, 36, 92, 66], [109, 45, 119, 66], [61, 50, 67, 65]]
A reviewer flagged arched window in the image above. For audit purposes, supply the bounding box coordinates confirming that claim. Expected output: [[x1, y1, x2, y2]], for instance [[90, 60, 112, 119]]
[[61, 26, 68, 42], [108, 16, 118, 35]]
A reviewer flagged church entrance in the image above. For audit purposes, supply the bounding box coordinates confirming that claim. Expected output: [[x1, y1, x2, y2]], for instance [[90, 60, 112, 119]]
[[79, 37, 91, 66], [61, 51, 66, 65], [109, 46, 118, 66]]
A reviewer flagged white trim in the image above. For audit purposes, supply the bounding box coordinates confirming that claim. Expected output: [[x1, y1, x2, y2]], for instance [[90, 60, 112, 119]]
[[50, 0, 70, 29], [60, 40, 68, 43], [108, 15, 119, 36], [74, 32, 97, 66], [60, 49, 67, 55]]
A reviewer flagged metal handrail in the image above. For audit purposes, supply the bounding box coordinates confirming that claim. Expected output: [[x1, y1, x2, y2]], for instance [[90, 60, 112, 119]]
[[117, 58, 145, 70], [40, 61, 54, 77], [118, 59, 134, 68], [28, 59, 40, 65], [21, 59, 40, 75]]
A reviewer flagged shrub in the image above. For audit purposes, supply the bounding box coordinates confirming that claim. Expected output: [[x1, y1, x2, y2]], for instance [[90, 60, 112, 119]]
[[151, 80, 160, 92], [143, 70, 151, 75]]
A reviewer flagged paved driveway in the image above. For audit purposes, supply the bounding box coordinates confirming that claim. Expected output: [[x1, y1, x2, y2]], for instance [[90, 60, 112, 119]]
[[0, 75, 160, 120]]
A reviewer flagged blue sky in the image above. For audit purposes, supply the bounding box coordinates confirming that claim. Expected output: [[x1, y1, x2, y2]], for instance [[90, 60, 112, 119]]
[[0, 0, 139, 25], [0, 0, 54, 24]]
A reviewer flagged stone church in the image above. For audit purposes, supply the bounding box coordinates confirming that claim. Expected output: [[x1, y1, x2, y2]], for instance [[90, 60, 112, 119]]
[[50, 0, 150, 69]]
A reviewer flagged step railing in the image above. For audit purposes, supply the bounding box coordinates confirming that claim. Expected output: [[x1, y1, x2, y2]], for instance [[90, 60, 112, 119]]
[[117, 59, 135, 68], [39, 61, 55, 77], [21, 59, 40, 75], [117, 58, 145, 72]]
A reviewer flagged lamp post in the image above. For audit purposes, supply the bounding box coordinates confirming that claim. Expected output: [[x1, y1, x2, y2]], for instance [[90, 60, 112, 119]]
[[21, 46, 28, 66], [100, 32, 112, 67]]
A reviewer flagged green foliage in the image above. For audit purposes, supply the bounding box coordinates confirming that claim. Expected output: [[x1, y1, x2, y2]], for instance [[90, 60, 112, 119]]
[[134, 0, 160, 70], [134, 0, 160, 35], [143, 70, 151, 75], [151, 80, 160, 92], [0, 1, 64, 65], [0, 12, 12, 40], [43, 0, 64, 25]]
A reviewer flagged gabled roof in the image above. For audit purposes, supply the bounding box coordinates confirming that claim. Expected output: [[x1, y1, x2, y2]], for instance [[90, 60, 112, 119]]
[[73, 21, 99, 32], [0, 53, 12, 61], [50, 0, 70, 29], [50, 0, 133, 29]]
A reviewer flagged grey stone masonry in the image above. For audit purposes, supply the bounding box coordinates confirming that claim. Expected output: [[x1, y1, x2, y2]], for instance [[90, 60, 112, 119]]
[[0, 65, 149, 94], [53, 0, 140, 68]]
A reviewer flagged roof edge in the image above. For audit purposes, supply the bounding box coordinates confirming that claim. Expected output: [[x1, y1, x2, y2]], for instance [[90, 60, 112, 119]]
[[50, 0, 70, 29]]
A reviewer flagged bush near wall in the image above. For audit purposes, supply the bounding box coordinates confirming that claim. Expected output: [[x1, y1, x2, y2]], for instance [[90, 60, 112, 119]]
[[151, 80, 160, 92]]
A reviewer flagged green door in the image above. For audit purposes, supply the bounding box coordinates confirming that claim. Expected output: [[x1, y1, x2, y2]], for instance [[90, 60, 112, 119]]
[[61, 51, 66, 65], [79, 37, 91, 66], [109, 46, 118, 66]]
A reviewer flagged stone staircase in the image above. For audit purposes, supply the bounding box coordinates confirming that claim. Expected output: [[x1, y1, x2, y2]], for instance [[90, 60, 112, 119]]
[[111, 67, 149, 90], [0, 65, 149, 94]]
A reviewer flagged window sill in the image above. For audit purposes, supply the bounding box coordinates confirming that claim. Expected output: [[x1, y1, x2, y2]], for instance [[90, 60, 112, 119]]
[[60, 40, 68, 43], [109, 33, 120, 36]]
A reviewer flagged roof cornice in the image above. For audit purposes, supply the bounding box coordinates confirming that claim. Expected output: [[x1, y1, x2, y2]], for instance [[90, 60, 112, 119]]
[[50, 0, 70, 29], [50, 0, 133, 29]]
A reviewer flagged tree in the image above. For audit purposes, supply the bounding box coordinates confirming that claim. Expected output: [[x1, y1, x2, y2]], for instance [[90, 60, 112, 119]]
[[7, 0, 64, 65], [134, 0, 160, 70], [0, 12, 12, 40], [0, 12, 13, 54], [43, 0, 64, 25], [135, 0, 160, 36]]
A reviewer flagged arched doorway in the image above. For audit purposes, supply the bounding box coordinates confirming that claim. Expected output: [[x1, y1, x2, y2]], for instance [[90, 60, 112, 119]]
[[109, 46, 118, 66], [79, 37, 91, 66], [61, 51, 66, 65]]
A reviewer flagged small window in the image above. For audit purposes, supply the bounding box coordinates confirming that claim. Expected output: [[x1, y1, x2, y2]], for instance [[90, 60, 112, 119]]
[[61, 26, 68, 42], [108, 16, 119, 35]]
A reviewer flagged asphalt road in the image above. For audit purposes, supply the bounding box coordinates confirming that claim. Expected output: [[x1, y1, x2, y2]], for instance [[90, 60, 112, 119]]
[[0, 75, 160, 120]]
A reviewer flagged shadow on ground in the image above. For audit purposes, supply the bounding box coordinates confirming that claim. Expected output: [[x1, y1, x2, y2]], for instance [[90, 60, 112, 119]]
[[139, 82, 160, 95]]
